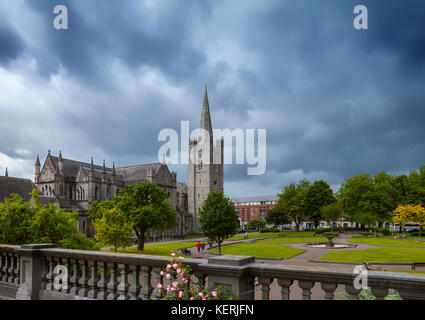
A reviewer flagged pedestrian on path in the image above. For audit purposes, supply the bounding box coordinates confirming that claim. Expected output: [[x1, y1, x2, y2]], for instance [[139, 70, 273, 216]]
[[196, 241, 201, 253], [201, 242, 206, 254]]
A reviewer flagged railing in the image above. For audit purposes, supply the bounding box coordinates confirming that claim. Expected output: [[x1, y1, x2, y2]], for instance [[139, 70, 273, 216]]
[[1, 244, 425, 300]]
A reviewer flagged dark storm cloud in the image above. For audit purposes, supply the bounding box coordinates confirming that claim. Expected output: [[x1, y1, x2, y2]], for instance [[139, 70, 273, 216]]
[[0, 21, 24, 64], [1, 0, 425, 197]]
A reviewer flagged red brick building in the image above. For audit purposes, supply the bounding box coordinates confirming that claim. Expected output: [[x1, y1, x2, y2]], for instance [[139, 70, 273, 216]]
[[232, 195, 278, 228]]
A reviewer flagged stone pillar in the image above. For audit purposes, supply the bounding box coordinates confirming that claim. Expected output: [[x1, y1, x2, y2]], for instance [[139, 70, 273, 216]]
[[16, 244, 57, 300], [199, 255, 255, 300]]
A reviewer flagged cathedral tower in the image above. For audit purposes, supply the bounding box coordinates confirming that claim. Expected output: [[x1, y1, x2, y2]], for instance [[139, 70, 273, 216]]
[[188, 85, 224, 232]]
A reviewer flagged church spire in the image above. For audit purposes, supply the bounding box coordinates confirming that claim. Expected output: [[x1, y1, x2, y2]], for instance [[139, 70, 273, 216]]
[[112, 162, 116, 176], [5, 167, 8, 177], [103, 160, 106, 174], [200, 83, 213, 137], [90, 157, 94, 173]]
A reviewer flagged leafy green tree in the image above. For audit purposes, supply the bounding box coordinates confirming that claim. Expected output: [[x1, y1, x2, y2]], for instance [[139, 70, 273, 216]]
[[277, 179, 311, 231], [0, 193, 33, 244], [247, 219, 266, 231], [407, 167, 425, 206], [320, 201, 344, 232], [105, 181, 177, 250], [198, 191, 239, 255], [0, 189, 94, 249], [93, 207, 134, 252], [266, 204, 290, 226], [305, 180, 335, 229], [373, 171, 398, 226]]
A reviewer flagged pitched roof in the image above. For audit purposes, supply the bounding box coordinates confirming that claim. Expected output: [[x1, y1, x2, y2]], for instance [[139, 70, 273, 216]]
[[50, 156, 113, 178], [115, 163, 162, 182], [0, 176, 35, 201]]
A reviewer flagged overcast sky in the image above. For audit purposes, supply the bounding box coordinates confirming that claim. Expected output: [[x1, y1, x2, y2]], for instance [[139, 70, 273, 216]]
[[1, 0, 425, 198]]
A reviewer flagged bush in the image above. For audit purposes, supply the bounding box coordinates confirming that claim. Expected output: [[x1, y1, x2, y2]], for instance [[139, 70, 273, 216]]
[[410, 232, 425, 237], [358, 232, 374, 236], [260, 228, 279, 233], [59, 233, 98, 251], [376, 228, 391, 236]]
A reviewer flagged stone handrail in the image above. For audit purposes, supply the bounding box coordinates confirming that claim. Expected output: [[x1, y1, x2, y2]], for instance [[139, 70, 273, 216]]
[[2, 244, 425, 300]]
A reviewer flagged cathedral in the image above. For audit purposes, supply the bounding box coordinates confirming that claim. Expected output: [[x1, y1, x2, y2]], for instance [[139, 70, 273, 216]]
[[32, 85, 224, 238]]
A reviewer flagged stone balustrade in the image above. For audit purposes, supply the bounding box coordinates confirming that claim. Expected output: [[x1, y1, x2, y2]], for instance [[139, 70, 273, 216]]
[[1, 244, 425, 300]]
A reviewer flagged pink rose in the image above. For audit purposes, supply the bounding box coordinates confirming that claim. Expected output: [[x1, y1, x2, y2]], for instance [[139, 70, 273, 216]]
[[177, 268, 182, 274], [171, 253, 176, 257], [202, 297, 206, 300], [157, 283, 162, 289], [166, 273, 171, 279], [167, 286, 171, 292], [167, 264, 171, 269], [190, 297, 194, 300], [173, 263, 178, 269], [173, 282, 178, 288], [179, 257, 184, 261], [179, 291, 183, 298], [198, 292, 204, 297], [182, 278, 186, 283], [211, 291, 217, 297], [160, 271, 164, 276]]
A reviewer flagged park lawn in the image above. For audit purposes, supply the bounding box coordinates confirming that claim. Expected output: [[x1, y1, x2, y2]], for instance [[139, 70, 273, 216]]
[[106, 241, 198, 257], [348, 238, 425, 248], [318, 248, 425, 263], [210, 243, 305, 259], [227, 231, 315, 241], [256, 237, 328, 244]]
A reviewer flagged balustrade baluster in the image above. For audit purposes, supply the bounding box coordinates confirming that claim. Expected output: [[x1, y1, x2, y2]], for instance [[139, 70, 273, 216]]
[[117, 264, 130, 300], [194, 271, 206, 288], [151, 267, 163, 300], [13, 253, 20, 284], [371, 286, 389, 300], [7, 253, 16, 283], [87, 260, 99, 299], [40, 257, 49, 290], [0, 252, 4, 282], [69, 259, 80, 296], [321, 282, 337, 300], [277, 279, 293, 300], [344, 284, 361, 300], [45, 256, 54, 290], [78, 259, 89, 297], [258, 277, 273, 300], [141, 266, 153, 300], [106, 263, 118, 300], [61, 258, 71, 294], [3, 252, 9, 282], [96, 262, 108, 300], [128, 265, 141, 300], [298, 280, 315, 300]]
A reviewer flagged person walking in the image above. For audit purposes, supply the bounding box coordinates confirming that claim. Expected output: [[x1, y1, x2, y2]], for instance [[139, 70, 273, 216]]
[[201, 242, 206, 254], [196, 241, 201, 254]]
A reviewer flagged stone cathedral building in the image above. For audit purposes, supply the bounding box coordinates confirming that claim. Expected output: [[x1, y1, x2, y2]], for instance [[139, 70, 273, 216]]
[[32, 86, 224, 238]]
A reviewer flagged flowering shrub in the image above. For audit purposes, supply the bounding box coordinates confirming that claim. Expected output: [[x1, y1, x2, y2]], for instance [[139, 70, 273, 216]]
[[157, 251, 232, 300]]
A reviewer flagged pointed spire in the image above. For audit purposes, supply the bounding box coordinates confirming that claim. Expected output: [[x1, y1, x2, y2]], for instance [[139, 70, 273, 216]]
[[112, 162, 116, 176], [103, 160, 106, 174], [48, 149, 51, 156], [36, 154, 40, 166], [58, 150, 63, 162], [5, 167, 8, 177], [162, 153, 166, 165], [200, 83, 213, 136], [90, 157, 94, 173]]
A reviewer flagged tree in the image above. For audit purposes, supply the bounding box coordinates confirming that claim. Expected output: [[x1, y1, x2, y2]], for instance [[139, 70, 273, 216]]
[[266, 204, 290, 226], [100, 181, 177, 251], [393, 204, 425, 237], [0, 189, 95, 249], [93, 206, 134, 252], [247, 219, 266, 231], [198, 191, 239, 255], [305, 180, 335, 230], [277, 179, 310, 231], [320, 201, 344, 232], [373, 171, 398, 226]]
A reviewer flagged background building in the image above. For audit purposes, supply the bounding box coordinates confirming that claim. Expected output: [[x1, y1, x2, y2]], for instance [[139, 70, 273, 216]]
[[233, 195, 278, 228]]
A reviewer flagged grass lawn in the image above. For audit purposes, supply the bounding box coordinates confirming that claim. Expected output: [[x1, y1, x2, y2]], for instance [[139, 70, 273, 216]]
[[209, 243, 305, 259], [348, 238, 425, 248], [106, 241, 198, 257], [227, 231, 315, 241], [318, 248, 425, 263], [256, 237, 328, 244]]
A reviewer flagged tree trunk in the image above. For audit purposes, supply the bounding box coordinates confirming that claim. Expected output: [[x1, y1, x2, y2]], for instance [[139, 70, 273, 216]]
[[114, 245, 117, 253], [137, 226, 147, 251], [217, 238, 222, 255]]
